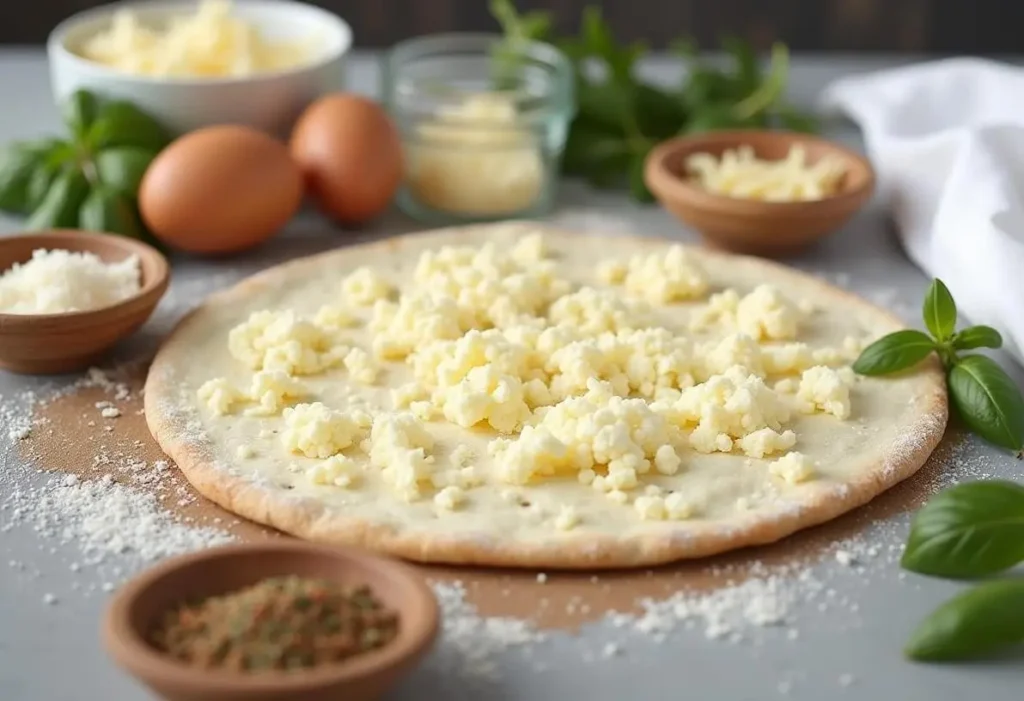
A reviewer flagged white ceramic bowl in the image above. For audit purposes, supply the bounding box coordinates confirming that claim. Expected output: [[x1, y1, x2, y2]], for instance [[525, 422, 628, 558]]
[[47, 0, 352, 137]]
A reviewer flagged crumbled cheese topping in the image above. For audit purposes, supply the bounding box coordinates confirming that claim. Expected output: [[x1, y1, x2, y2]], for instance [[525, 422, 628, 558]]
[[796, 366, 852, 419], [228, 310, 344, 374], [342, 266, 392, 306], [281, 402, 371, 459], [194, 231, 865, 521], [769, 452, 815, 484], [604, 244, 709, 304]]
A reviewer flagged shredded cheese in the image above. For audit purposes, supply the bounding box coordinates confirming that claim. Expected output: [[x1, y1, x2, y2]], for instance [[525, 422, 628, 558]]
[[686, 145, 847, 202]]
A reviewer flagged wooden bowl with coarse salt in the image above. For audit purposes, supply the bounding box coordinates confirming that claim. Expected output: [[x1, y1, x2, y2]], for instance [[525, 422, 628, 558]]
[[0, 230, 169, 374], [102, 541, 440, 701], [644, 130, 876, 257]]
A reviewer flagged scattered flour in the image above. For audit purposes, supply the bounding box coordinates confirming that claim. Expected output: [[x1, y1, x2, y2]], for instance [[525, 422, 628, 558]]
[[430, 580, 548, 680], [2, 473, 232, 566]]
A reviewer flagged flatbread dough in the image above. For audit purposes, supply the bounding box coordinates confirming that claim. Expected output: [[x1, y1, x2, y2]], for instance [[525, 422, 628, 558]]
[[145, 224, 947, 569]]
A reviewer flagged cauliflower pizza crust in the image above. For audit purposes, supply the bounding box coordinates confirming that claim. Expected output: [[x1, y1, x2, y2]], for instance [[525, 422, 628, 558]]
[[144, 223, 947, 569]]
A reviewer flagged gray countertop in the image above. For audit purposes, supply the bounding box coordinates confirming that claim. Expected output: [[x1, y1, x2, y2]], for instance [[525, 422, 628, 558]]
[[1, 49, 1022, 701]]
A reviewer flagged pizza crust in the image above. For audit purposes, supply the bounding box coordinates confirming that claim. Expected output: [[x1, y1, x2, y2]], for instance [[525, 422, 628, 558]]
[[145, 224, 947, 569]]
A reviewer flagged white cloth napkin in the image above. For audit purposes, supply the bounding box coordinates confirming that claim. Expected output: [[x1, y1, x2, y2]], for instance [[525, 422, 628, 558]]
[[821, 58, 1024, 365]]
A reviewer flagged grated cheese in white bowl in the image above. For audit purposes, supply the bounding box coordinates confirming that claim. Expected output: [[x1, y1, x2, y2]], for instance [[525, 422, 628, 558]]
[[0, 248, 141, 315]]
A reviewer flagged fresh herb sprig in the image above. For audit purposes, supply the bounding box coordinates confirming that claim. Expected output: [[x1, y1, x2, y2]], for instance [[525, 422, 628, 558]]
[[853, 279, 1024, 661], [853, 278, 1024, 456], [489, 0, 818, 201]]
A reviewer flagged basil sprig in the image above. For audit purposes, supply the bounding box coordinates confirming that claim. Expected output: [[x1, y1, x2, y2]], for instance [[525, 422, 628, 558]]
[[853, 279, 1024, 661], [853, 279, 1024, 456], [0, 89, 170, 242]]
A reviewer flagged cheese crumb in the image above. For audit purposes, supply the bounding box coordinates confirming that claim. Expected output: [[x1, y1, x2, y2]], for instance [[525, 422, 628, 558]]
[[342, 266, 392, 305], [769, 451, 815, 484], [368, 412, 436, 501], [228, 310, 344, 374], [245, 370, 305, 416], [309, 454, 359, 487], [434, 485, 465, 511], [281, 402, 372, 459], [236, 445, 255, 460], [607, 245, 709, 304], [197, 378, 245, 415], [0, 249, 140, 314], [343, 347, 379, 385], [796, 366, 852, 419]]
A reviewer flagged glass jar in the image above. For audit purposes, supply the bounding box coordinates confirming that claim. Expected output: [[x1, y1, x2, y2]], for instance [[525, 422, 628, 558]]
[[383, 33, 575, 225]]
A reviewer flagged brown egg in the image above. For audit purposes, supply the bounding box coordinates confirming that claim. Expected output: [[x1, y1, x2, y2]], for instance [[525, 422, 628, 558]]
[[290, 94, 403, 225], [139, 125, 303, 255]]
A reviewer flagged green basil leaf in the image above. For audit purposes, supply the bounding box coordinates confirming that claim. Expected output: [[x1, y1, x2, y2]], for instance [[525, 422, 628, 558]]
[[905, 579, 1024, 662], [720, 35, 761, 94], [561, 120, 631, 183], [88, 100, 171, 152], [948, 355, 1024, 453], [628, 145, 655, 203], [579, 7, 643, 84], [0, 142, 46, 214], [923, 278, 957, 341], [25, 167, 90, 231], [632, 84, 688, 140], [902, 480, 1024, 578], [774, 103, 820, 133], [952, 325, 1003, 351], [63, 89, 99, 142], [79, 185, 145, 239], [852, 329, 936, 376], [94, 146, 156, 197], [576, 81, 632, 135]]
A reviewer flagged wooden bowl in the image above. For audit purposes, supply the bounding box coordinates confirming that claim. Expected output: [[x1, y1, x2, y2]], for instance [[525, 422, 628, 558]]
[[102, 541, 440, 701], [644, 130, 875, 256], [0, 230, 169, 374]]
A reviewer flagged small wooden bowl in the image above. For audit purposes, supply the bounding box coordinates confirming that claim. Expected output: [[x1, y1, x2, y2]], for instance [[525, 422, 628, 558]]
[[102, 541, 440, 701], [644, 130, 875, 256], [0, 230, 169, 374]]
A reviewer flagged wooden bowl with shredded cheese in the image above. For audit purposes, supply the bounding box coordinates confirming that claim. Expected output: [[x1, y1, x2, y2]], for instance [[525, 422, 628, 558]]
[[0, 230, 169, 374], [644, 130, 875, 256]]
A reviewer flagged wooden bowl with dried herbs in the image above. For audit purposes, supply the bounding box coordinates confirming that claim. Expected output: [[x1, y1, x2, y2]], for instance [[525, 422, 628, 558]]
[[102, 541, 439, 701]]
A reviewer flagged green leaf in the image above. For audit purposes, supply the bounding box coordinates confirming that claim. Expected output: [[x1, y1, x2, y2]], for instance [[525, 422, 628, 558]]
[[578, 7, 644, 85], [628, 145, 655, 203], [684, 106, 756, 134], [632, 84, 688, 139], [62, 90, 99, 142], [953, 325, 1003, 351], [575, 81, 632, 135], [561, 121, 631, 185], [720, 35, 761, 94], [902, 480, 1024, 578], [79, 185, 145, 239], [852, 329, 937, 376], [0, 143, 45, 214], [94, 146, 156, 196], [923, 279, 957, 341], [948, 355, 1024, 453], [88, 101, 171, 152], [905, 579, 1024, 661], [774, 103, 819, 133], [25, 167, 90, 231]]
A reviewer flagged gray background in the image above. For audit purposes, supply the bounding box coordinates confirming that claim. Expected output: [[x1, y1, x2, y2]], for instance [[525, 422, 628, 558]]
[[1, 49, 1023, 700]]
